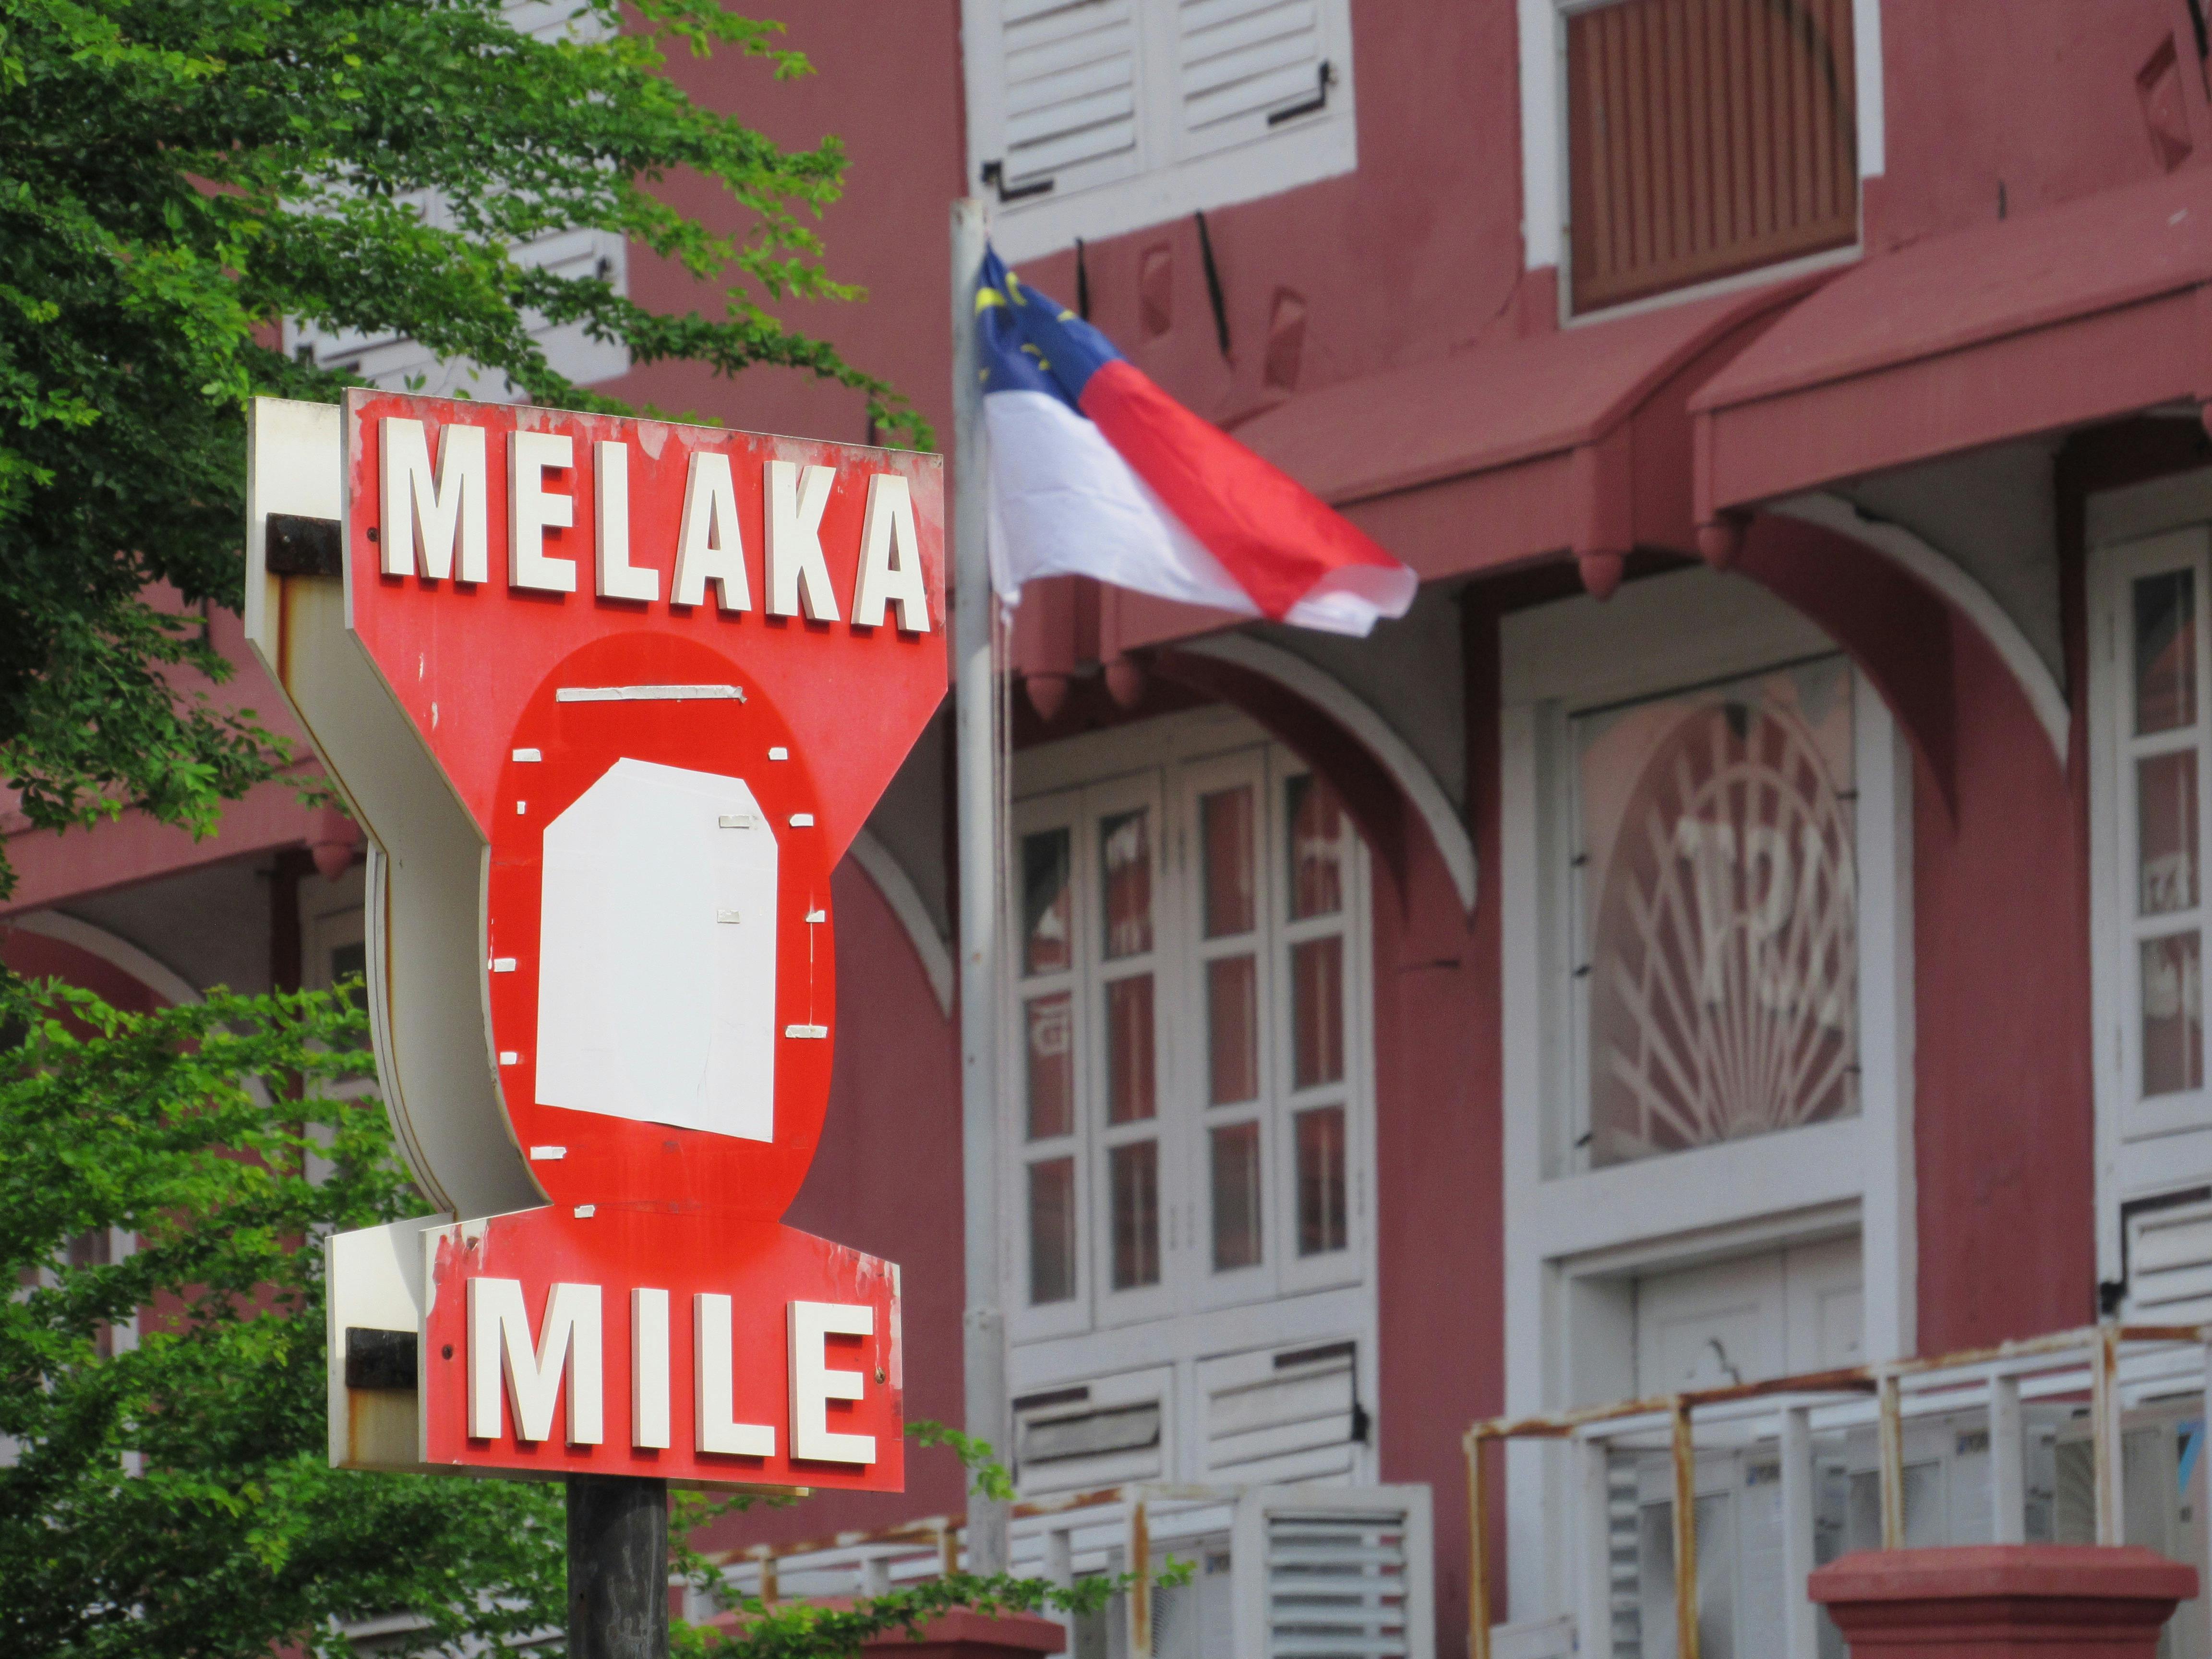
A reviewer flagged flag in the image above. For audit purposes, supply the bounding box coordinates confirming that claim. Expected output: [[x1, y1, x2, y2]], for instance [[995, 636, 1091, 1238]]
[[975, 249, 1416, 638]]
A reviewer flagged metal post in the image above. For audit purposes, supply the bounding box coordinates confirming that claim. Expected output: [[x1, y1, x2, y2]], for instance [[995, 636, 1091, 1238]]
[[1130, 1495, 1154, 1659], [567, 1475, 669, 1659], [1467, 1432, 1491, 1659], [1876, 1371, 1905, 1550], [951, 195, 1012, 1577], [2092, 1324, 2124, 1545], [1779, 1406, 1818, 1659], [1988, 1373, 2026, 1545], [1671, 1399, 1701, 1659]]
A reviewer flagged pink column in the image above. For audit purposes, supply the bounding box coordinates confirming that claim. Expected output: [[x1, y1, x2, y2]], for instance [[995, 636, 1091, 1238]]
[[1811, 1545, 2198, 1659]]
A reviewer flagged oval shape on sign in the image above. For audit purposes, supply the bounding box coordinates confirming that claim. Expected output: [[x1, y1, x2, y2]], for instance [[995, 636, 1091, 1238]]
[[484, 632, 835, 1216]]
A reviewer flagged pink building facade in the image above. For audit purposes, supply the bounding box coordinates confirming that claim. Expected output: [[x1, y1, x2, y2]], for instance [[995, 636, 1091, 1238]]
[[29, 4, 2212, 1655]]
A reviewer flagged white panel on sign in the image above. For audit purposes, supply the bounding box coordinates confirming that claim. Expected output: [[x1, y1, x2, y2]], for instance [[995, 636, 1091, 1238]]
[[536, 758, 779, 1139]]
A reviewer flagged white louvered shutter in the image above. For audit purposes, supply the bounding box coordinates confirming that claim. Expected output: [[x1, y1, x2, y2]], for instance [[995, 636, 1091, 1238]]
[[991, 0, 1143, 200], [1200, 1341, 1360, 1486], [1011, 1366, 1171, 1498], [1261, 1507, 1413, 1659], [2126, 1196, 2212, 1320], [1174, 0, 1335, 163]]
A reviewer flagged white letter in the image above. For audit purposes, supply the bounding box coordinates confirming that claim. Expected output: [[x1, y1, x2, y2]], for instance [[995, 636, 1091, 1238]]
[[380, 417, 487, 582], [465, 1277, 603, 1444], [852, 473, 931, 632], [672, 451, 750, 612], [764, 459, 840, 621], [510, 430, 577, 592], [633, 1287, 670, 1450], [694, 1293, 775, 1456], [788, 1300, 874, 1464], [594, 440, 658, 602]]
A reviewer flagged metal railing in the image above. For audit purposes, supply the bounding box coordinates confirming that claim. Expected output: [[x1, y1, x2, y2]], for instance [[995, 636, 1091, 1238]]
[[1463, 1322, 2212, 1659], [700, 1483, 1198, 1652], [698, 1479, 1433, 1659]]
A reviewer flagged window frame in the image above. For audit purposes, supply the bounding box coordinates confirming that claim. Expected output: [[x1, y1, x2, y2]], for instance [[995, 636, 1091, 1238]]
[[960, 0, 1361, 264], [1563, 653, 1865, 1171], [1517, 0, 1884, 324], [1011, 784, 1099, 1343], [1083, 765, 1182, 1328], [1000, 712, 1376, 1348], [1497, 565, 1916, 1621], [2092, 526, 2212, 1166], [1179, 746, 1281, 1309], [2080, 482, 2212, 1303]]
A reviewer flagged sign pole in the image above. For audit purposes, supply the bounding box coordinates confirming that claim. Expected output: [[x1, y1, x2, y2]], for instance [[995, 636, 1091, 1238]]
[[950, 195, 1011, 1576], [568, 1474, 669, 1659]]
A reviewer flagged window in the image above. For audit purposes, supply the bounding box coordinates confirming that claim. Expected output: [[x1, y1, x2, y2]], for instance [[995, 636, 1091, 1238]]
[[1572, 657, 1860, 1167], [1562, 0, 1860, 314], [962, 0, 1358, 261], [1009, 738, 1368, 1337], [1501, 566, 1914, 1630], [1005, 712, 1378, 1495], [2095, 529, 2212, 1147]]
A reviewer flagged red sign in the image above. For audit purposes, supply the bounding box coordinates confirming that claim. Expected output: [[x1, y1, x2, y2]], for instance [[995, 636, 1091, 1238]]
[[345, 390, 943, 1221], [419, 1209, 902, 1492], [252, 391, 943, 1491]]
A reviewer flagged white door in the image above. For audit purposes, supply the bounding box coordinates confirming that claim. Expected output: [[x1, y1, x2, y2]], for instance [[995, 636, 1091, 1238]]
[[1634, 1238, 1863, 1397]]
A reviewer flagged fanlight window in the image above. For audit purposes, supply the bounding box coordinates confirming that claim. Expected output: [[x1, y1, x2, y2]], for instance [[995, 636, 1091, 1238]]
[[1575, 658, 1859, 1167]]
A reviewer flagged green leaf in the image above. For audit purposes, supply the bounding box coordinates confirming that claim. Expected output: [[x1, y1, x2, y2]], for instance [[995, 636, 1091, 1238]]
[[0, 0, 928, 901]]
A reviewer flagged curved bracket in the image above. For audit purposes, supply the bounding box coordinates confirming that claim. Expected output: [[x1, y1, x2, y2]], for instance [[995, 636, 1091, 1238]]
[[7, 910, 203, 1007], [845, 829, 954, 1018], [1773, 493, 2070, 767], [1169, 633, 1477, 913]]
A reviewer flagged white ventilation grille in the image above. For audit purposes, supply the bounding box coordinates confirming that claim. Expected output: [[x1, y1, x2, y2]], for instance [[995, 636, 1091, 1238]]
[[1176, 0, 1330, 160], [1604, 1453, 1642, 1659], [1262, 1508, 1411, 1659], [998, 0, 1140, 192], [1012, 1368, 1170, 1498], [1202, 1340, 1360, 1485], [2126, 1196, 2212, 1321]]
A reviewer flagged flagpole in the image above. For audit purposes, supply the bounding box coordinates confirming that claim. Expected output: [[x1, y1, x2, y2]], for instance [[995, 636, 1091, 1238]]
[[950, 196, 1011, 1576]]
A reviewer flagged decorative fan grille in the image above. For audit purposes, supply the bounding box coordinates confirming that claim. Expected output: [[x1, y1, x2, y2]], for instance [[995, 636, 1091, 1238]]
[[1587, 696, 1857, 1166]]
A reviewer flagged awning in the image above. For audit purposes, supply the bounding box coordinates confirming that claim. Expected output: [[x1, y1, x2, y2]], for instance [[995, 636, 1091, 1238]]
[[1015, 274, 1813, 672], [1692, 166, 2212, 545]]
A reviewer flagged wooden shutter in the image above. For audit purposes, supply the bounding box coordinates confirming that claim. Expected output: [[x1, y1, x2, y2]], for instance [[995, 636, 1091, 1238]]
[[1175, 0, 1334, 161], [1566, 0, 1859, 314], [994, 0, 1142, 197]]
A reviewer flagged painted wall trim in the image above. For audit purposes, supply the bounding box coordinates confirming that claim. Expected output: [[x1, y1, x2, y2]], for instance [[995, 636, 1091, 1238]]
[[846, 829, 953, 1017], [1773, 492, 2070, 765], [9, 909, 203, 1008], [1179, 633, 1478, 912]]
